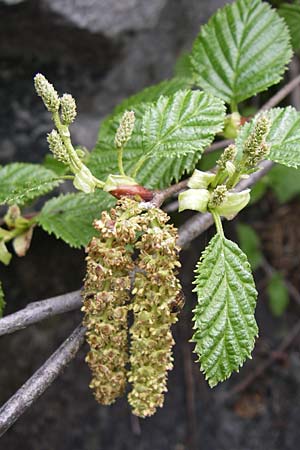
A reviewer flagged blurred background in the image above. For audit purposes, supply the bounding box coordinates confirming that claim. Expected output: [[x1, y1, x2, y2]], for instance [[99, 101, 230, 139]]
[[1, 0, 300, 449]]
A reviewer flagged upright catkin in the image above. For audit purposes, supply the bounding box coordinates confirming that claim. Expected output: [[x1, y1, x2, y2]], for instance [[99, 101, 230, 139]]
[[82, 199, 143, 405], [128, 207, 182, 417]]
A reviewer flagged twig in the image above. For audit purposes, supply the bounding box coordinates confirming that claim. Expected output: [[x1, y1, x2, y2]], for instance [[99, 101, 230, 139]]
[[0, 324, 86, 437], [205, 139, 233, 153], [178, 160, 274, 248], [290, 58, 300, 110], [151, 179, 188, 208], [260, 73, 300, 111], [221, 318, 300, 401], [0, 290, 82, 337]]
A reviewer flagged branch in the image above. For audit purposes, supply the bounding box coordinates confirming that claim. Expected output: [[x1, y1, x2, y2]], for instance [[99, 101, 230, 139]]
[[151, 178, 188, 208], [0, 290, 81, 337], [0, 324, 86, 437], [260, 73, 300, 111], [178, 160, 274, 248], [205, 138, 233, 153]]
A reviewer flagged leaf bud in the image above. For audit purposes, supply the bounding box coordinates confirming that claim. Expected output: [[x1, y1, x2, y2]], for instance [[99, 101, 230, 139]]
[[34, 73, 60, 112], [223, 112, 241, 139]]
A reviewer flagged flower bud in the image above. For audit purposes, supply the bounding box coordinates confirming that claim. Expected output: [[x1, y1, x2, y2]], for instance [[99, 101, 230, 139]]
[[34, 73, 60, 112], [243, 115, 270, 168], [60, 93, 77, 125], [114, 110, 135, 148], [217, 144, 237, 170], [208, 185, 228, 208], [47, 130, 70, 165]]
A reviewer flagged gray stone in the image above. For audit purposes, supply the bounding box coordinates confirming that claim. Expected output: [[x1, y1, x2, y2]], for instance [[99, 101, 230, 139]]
[[42, 0, 168, 37]]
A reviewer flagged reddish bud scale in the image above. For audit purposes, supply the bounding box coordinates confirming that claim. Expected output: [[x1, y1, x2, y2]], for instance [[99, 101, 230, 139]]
[[110, 185, 154, 201]]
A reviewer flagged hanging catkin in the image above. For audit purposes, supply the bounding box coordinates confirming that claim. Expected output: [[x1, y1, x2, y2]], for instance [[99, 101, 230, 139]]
[[82, 198, 142, 404], [128, 207, 182, 417], [82, 198, 183, 415]]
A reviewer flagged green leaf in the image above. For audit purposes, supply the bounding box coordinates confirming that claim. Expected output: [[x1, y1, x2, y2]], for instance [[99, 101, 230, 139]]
[[0, 163, 63, 206], [89, 90, 225, 189], [174, 52, 195, 80], [237, 223, 263, 271], [141, 90, 225, 158], [0, 281, 5, 317], [113, 78, 191, 115], [279, 3, 300, 51], [267, 272, 289, 317], [192, 234, 258, 387], [189, 0, 292, 105], [43, 154, 68, 176], [37, 190, 115, 248], [236, 107, 300, 168]]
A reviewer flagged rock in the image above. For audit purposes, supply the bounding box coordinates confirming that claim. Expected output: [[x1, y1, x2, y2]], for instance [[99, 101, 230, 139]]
[[42, 0, 168, 37]]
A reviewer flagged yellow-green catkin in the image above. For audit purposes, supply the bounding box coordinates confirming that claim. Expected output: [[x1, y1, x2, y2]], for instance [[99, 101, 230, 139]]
[[82, 198, 142, 405], [128, 207, 182, 417]]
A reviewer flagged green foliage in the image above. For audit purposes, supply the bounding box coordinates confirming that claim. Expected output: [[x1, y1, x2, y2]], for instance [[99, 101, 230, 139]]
[[267, 272, 289, 316], [237, 107, 300, 168], [37, 190, 114, 248], [0, 281, 5, 317], [141, 90, 225, 159], [192, 234, 258, 387], [89, 89, 225, 189], [279, 3, 300, 51], [236, 223, 263, 271], [113, 78, 190, 114], [43, 154, 69, 176], [189, 0, 292, 106], [0, 163, 63, 206]]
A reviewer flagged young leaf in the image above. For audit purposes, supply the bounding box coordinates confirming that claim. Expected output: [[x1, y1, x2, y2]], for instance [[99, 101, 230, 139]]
[[89, 90, 225, 189], [113, 78, 191, 115], [267, 272, 289, 317], [0, 163, 63, 206], [279, 3, 300, 52], [237, 223, 263, 271], [37, 190, 114, 248], [0, 281, 5, 317], [236, 107, 300, 168], [189, 0, 292, 106], [192, 234, 258, 387], [141, 90, 225, 158]]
